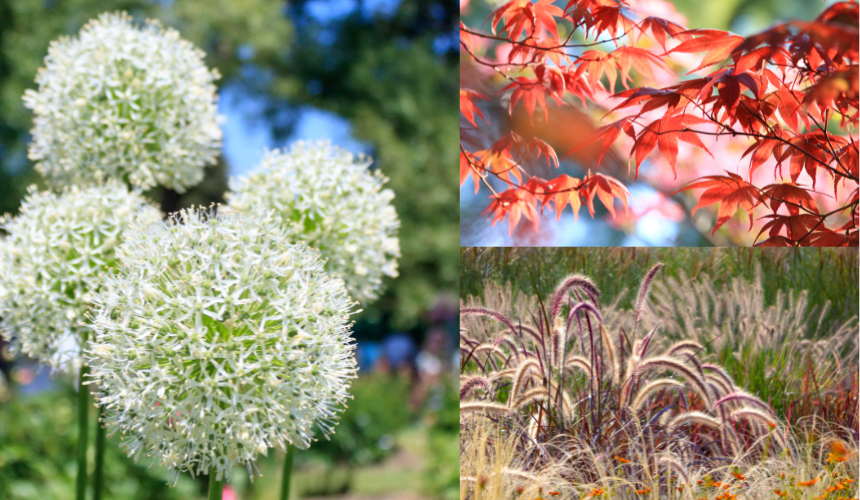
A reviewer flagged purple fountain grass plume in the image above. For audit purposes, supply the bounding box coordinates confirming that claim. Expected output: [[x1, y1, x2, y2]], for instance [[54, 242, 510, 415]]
[[635, 263, 664, 322], [600, 324, 621, 387], [630, 378, 685, 415], [511, 358, 543, 402], [515, 323, 546, 353], [667, 411, 722, 431], [460, 345, 487, 372], [727, 407, 787, 450], [636, 323, 661, 358], [565, 356, 593, 378], [702, 364, 736, 392], [550, 274, 600, 321], [460, 332, 480, 346], [461, 376, 492, 400], [489, 368, 516, 381], [491, 335, 522, 365], [705, 380, 729, 403], [713, 402, 740, 456], [511, 387, 552, 411], [667, 340, 704, 357], [460, 402, 513, 416], [461, 307, 519, 338], [471, 342, 514, 371], [669, 346, 705, 379], [627, 356, 713, 407], [713, 391, 777, 419], [513, 385, 573, 417], [566, 302, 604, 331], [551, 325, 563, 368]]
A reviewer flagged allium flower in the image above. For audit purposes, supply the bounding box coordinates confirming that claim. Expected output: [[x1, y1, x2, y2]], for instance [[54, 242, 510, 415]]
[[23, 12, 222, 192], [86, 207, 358, 484], [0, 238, 8, 305], [227, 141, 400, 303], [0, 182, 161, 371]]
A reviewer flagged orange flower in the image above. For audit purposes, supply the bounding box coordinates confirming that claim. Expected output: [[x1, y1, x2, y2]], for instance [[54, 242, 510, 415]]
[[634, 488, 651, 494], [731, 471, 746, 481], [774, 489, 788, 497], [548, 492, 561, 497], [831, 440, 850, 457], [587, 488, 604, 497], [715, 492, 737, 500], [798, 477, 819, 487], [614, 455, 630, 464]]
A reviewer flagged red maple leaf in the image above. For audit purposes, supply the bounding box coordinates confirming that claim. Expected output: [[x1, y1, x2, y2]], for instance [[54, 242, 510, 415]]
[[675, 172, 764, 235], [502, 77, 551, 124], [562, 116, 635, 168], [460, 149, 483, 193], [482, 188, 541, 235], [631, 114, 713, 179], [542, 174, 583, 221], [755, 213, 820, 244], [581, 173, 632, 219], [666, 29, 744, 74], [760, 183, 819, 216], [638, 16, 692, 51], [487, 0, 562, 40], [460, 89, 489, 128]]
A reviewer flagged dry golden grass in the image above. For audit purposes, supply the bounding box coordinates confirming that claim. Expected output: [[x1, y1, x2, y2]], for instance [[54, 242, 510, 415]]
[[460, 264, 858, 500], [460, 419, 858, 500]]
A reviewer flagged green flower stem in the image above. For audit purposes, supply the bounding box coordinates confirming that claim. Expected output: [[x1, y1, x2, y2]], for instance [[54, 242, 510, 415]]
[[280, 445, 294, 500], [208, 470, 223, 500], [76, 355, 90, 500], [93, 404, 106, 500]]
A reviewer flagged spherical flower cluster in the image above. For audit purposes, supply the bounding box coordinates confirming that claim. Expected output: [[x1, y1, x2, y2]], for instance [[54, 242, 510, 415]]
[[23, 11, 222, 192], [227, 141, 400, 303], [0, 182, 161, 371], [0, 238, 8, 305], [86, 207, 358, 484]]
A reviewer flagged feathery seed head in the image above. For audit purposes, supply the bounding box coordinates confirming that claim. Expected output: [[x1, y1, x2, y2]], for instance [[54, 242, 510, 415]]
[[23, 12, 222, 192], [86, 206, 357, 483], [0, 182, 161, 371], [227, 142, 400, 303]]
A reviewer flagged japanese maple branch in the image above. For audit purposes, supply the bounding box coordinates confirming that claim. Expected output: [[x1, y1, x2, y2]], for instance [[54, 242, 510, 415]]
[[460, 24, 637, 52], [631, 120, 857, 182], [462, 143, 501, 197]]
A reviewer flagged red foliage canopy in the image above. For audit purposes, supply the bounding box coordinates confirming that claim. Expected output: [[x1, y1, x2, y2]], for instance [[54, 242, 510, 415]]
[[460, 0, 858, 246]]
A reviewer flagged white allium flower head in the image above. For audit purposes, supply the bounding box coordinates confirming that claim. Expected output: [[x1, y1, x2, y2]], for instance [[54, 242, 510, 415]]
[[86, 206, 358, 484], [0, 182, 162, 371], [227, 141, 400, 303], [0, 237, 8, 304], [23, 11, 223, 192]]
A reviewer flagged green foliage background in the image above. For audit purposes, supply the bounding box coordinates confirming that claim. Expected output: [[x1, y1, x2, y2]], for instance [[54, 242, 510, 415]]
[[0, 1, 456, 498], [460, 247, 859, 431], [460, 247, 859, 331], [0, 0, 457, 333]]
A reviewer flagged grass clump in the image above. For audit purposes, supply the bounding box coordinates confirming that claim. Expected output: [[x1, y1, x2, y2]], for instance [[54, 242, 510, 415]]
[[459, 262, 858, 499]]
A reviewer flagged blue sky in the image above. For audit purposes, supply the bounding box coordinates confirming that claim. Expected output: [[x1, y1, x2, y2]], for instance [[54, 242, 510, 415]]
[[220, 0, 407, 177], [219, 86, 370, 177]]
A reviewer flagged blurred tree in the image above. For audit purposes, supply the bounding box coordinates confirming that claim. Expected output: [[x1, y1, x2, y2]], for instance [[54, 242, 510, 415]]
[[246, 0, 458, 330], [0, 0, 456, 330], [0, 0, 291, 214]]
